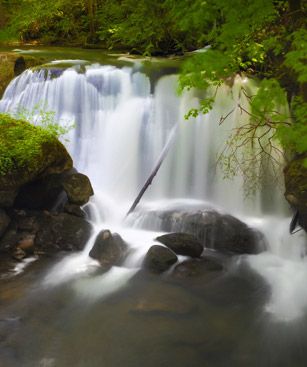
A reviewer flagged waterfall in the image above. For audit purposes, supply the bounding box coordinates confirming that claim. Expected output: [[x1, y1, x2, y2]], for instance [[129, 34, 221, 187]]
[[1, 62, 307, 321]]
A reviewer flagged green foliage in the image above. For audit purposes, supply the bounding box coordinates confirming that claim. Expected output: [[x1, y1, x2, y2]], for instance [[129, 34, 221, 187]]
[[277, 97, 307, 154], [14, 103, 73, 140], [284, 29, 307, 83], [0, 113, 53, 175]]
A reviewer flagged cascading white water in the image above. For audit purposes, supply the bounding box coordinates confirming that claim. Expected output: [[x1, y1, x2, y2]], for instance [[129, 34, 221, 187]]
[[1, 61, 307, 320]]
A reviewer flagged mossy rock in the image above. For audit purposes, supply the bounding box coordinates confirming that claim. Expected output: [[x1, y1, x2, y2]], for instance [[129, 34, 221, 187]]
[[0, 114, 72, 207]]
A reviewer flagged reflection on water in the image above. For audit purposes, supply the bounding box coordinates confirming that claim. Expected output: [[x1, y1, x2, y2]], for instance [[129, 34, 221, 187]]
[[1, 257, 307, 367]]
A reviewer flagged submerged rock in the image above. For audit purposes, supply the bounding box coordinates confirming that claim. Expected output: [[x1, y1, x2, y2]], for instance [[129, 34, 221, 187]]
[[143, 245, 178, 273], [155, 232, 203, 257], [89, 230, 128, 268], [171, 258, 223, 280]]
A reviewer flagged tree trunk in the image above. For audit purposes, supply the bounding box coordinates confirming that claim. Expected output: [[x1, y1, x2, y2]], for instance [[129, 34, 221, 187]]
[[126, 125, 178, 217]]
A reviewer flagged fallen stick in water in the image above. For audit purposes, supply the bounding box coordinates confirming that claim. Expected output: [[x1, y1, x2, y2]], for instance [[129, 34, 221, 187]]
[[126, 124, 178, 217]]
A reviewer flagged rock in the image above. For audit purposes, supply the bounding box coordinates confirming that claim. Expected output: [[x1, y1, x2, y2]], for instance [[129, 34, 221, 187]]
[[17, 234, 35, 254], [0, 210, 92, 257], [131, 283, 196, 316], [155, 233, 203, 257], [12, 247, 26, 261], [143, 245, 178, 273], [0, 189, 18, 208], [62, 173, 94, 205], [284, 155, 307, 231], [14, 56, 26, 76], [0, 229, 19, 252], [64, 203, 86, 218], [171, 258, 223, 280], [14, 169, 93, 210], [0, 209, 10, 238], [135, 210, 263, 255], [89, 230, 128, 268], [0, 116, 73, 208], [35, 212, 92, 252]]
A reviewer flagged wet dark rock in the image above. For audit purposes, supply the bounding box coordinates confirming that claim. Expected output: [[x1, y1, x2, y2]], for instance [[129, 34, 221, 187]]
[[14, 56, 26, 76], [12, 247, 26, 261], [17, 234, 35, 254], [171, 258, 223, 280], [156, 233, 203, 257], [143, 245, 178, 273], [62, 173, 94, 205], [0, 210, 92, 257], [89, 230, 128, 268], [0, 209, 10, 238], [64, 203, 86, 218], [131, 283, 196, 316], [35, 212, 92, 252], [0, 229, 19, 252], [135, 210, 264, 255], [0, 189, 18, 208]]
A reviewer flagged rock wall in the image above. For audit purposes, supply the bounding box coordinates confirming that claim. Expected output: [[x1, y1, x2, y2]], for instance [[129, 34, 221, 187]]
[[0, 116, 94, 261]]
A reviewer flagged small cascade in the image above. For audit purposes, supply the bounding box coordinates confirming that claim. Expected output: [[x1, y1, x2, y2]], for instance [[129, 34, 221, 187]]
[[1, 61, 307, 321]]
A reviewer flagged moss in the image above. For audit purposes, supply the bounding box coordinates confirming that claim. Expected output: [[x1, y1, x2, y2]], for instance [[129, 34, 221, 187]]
[[0, 114, 72, 189]]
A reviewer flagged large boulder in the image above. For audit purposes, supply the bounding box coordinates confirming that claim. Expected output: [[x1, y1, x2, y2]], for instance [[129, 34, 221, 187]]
[[35, 212, 92, 252], [89, 230, 128, 268], [155, 233, 203, 257], [133, 209, 264, 255], [0, 115, 73, 208], [284, 155, 307, 231], [62, 173, 94, 205], [143, 245, 178, 273]]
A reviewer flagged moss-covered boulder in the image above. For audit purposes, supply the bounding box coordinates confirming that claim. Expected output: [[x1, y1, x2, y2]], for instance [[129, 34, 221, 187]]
[[284, 155, 307, 230], [0, 114, 72, 207]]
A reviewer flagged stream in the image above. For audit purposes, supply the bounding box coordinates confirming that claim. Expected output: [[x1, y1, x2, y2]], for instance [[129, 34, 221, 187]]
[[0, 47, 307, 367]]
